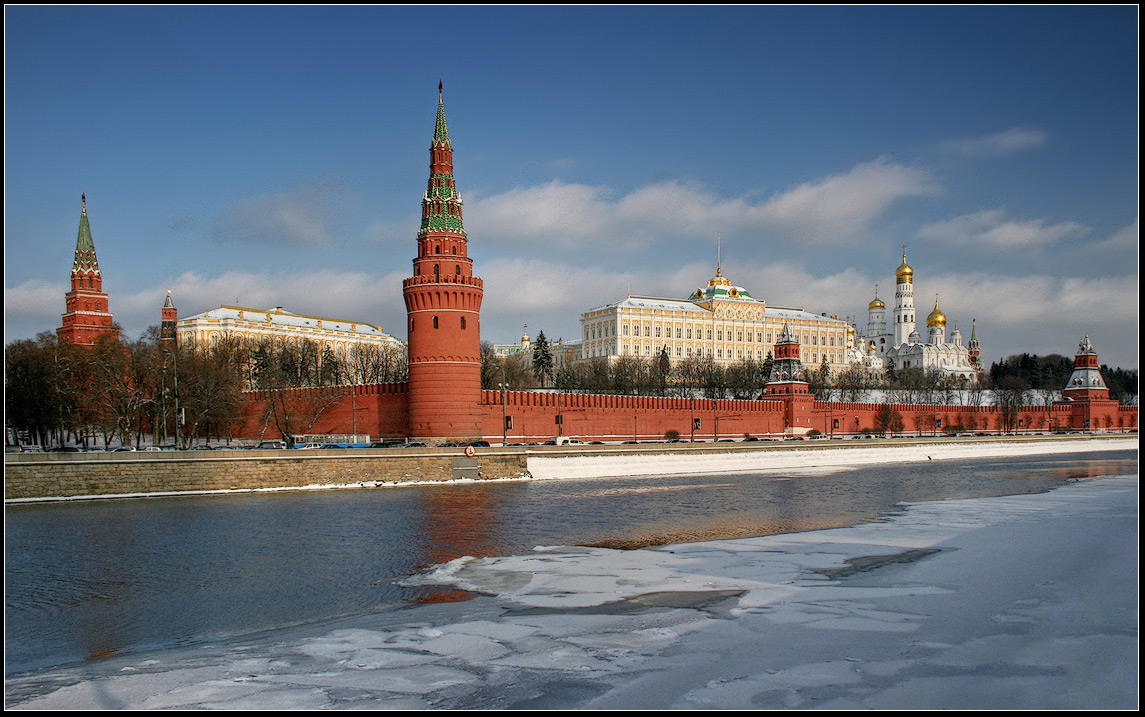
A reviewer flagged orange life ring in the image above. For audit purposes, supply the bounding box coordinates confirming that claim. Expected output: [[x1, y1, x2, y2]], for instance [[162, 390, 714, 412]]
[[464, 445, 476, 458]]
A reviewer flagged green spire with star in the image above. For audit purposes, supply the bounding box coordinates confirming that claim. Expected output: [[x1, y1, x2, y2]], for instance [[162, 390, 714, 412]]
[[72, 193, 101, 276], [434, 81, 451, 147]]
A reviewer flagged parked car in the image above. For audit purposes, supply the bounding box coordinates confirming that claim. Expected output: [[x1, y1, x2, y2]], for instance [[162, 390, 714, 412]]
[[467, 441, 491, 448], [256, 440, 287, 450], [291, 443, 324, 450], [403, 442, 428, 448], [112, 446, 137, 452]]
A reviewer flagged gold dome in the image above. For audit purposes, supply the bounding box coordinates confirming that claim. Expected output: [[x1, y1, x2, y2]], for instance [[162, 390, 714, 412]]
[[926, 299, 947, 327], [868, 284, 885, 310], [895, 248, 913, 282]]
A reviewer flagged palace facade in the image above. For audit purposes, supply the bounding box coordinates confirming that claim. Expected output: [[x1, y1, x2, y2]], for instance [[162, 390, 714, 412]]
[[175, 304, 404, 380], [579, 266, 853, 371]]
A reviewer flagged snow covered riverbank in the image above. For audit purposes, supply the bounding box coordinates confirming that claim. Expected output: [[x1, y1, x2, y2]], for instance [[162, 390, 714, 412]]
[[527, 435, 1135, 479], [6, 439, 1136, 710]]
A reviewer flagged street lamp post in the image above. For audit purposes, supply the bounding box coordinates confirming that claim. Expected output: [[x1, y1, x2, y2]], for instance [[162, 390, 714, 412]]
[[498, 366, 509, 447], [498, 382, 508, 447]]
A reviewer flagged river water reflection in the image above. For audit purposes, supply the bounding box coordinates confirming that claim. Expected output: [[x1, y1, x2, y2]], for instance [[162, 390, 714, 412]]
[[4, 450, 1135, 677]]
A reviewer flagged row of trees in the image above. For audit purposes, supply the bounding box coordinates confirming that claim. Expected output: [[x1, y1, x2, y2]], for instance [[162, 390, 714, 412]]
[[5, 329, 408, 448], [481, 337, 1138, 408], [989, 353, 1138, 405]]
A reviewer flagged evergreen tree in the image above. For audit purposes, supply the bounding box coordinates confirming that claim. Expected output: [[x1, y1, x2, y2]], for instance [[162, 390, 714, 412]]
[[532, 330, 553, 388]]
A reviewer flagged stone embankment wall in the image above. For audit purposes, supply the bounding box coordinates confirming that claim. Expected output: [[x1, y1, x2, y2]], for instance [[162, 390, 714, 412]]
[[4, 450, 529, 501]]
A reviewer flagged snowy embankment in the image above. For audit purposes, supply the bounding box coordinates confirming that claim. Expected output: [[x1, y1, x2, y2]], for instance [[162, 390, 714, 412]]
[[7, 441, 1137, 710], [527, 436, 1134, 480]]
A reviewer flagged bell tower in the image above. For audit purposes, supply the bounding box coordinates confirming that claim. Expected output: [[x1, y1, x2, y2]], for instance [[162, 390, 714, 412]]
[[58, 194, 119, 345], [402, 83, 485, 441]]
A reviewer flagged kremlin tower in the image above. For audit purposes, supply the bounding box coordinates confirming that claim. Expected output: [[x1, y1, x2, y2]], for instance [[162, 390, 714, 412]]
[[402, 83, 485, 441], [893, 247, 916, 346], [57, 194, 119, 345], [764, 322, 814, 434], [160, 290, 178, 345]]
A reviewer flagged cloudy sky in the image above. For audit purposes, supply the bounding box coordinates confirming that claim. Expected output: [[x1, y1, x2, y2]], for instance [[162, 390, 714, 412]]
[[4, 6, 1139, 369]]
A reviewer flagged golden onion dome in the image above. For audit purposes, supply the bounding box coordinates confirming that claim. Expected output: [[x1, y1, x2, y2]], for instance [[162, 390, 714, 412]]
[[868, 284, 885, 310], [895, 249, 913, 281], [926, 300, 947, 327]]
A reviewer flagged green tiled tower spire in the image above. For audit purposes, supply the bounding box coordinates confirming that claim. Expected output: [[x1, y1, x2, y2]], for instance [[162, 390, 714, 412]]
[[419, 82, 465, 236], [58, 193, 118, 345], [71, 193, 101, 277], [433, 80, 451, 147]]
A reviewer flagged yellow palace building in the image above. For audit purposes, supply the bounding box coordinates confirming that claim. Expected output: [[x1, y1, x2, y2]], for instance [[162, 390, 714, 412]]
[[176, 304, 405, 383], [579, 266, 853, 372]]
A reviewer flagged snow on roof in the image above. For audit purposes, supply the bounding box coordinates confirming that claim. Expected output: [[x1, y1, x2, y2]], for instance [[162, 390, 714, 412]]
[[181, 305, 399, 340]]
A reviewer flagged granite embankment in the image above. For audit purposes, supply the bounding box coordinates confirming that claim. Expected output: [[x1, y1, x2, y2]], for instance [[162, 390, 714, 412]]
[[4, 434, 1134, 502]]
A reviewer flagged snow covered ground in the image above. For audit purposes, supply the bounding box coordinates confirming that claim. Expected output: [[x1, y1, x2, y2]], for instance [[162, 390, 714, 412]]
[[5, 439, 1138, 709], [527, 436, 1134, 479]]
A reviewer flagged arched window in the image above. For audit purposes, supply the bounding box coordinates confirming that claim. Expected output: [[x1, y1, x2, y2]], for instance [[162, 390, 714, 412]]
[[435, 245, 441, 255], [433, 316, 439, 329], [455, 265, 460, 275], [434, 264, 439, 279], [461, 316, 466, 330]]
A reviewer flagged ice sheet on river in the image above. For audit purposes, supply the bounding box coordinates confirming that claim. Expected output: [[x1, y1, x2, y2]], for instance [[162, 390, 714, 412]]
[[6, 474, 1138, 710]]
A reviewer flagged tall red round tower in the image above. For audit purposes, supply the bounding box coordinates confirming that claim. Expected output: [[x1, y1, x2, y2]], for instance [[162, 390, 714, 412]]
[[58, 194, 120, 346], [402, 84, 485, 442]]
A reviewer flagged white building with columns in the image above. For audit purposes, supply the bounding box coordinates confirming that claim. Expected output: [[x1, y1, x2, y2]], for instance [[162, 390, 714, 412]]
[[578, 265, 854, 372]]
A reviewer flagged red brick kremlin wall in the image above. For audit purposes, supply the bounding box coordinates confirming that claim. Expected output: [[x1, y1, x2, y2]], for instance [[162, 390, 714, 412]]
[[234, 385, 1135, 443]]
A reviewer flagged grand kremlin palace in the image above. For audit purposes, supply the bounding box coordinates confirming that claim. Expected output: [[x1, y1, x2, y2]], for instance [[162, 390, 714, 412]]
[[579, 266, 853, 371]]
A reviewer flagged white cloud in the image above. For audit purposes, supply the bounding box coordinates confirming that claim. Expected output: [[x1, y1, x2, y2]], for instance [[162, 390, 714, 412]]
[[466, 158, 938, 250], [941, 127, 1049, 158], [1093, 218, 1138, 252], [747, 158, 940, 240], [4, 278, 64, 326], [918, 209, 1087, 249], [211, 179, 349, 247]]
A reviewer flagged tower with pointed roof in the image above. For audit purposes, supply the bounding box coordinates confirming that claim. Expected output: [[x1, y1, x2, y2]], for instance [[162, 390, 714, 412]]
[[1053, 333, 1123, 431], [160, 290, 178, 345], [968, 319, 982, 373], [1061, 333, 1110, 402], [58, 194, 119, 345], [764, 323, 809, 395], [764, 322, 814, 433], [402, 83, 485, 441]]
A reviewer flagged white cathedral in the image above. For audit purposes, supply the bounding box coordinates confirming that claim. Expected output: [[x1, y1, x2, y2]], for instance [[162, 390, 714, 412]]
[[846, 249, 982, 383]]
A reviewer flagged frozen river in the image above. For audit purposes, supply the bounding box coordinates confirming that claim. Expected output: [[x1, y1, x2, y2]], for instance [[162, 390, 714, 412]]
[[5, 443, 1134, 687]]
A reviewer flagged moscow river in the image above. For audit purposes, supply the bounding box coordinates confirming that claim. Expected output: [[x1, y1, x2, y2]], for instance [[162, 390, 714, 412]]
[[4, 449, 1135, 679]]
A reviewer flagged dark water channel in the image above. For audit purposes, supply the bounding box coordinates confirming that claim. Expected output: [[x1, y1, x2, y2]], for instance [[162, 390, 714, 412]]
[[4, 449, 1136, 677]]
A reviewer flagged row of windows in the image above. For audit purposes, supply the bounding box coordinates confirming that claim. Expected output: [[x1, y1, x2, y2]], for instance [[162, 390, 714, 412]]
[[616, 344, 844, 364], [412, 316, 468, 330], [595, 322, 844, 347]]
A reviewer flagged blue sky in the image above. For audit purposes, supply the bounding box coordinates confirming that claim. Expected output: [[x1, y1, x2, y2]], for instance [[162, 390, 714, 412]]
[[5, 6, 1139, 369]]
